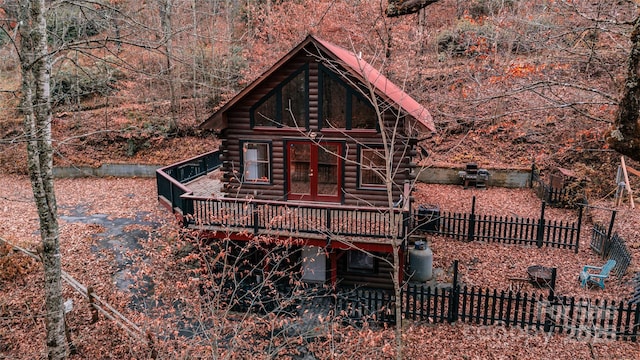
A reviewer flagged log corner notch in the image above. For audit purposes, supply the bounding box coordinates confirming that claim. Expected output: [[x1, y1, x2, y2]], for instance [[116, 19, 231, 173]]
[[386, 0, 441, 18]]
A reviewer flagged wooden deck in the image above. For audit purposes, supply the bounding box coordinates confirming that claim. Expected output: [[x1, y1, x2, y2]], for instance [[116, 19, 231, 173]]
[[156, 151, 411, 248], [185, 170, 224, 198]]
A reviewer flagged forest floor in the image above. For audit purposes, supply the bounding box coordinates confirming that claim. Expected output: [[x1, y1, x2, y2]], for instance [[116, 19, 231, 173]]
[[1, 175, 638, 359]]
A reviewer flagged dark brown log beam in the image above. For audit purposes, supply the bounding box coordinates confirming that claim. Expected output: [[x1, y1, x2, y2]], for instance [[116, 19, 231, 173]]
[[385, 0, 440, 18]]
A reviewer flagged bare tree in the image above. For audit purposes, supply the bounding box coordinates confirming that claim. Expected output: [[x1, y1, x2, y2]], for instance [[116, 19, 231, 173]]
[[17, 0, 66, 358], [322, 47, 422, 360], [609, 14, 640, 162], [158, 0, 179, 132]]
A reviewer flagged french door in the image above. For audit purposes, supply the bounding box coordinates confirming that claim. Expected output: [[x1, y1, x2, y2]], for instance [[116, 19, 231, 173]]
[[287, 141, 342, 202]]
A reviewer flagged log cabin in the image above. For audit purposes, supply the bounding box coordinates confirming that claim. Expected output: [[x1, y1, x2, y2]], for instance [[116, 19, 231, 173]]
[[156, 35, 435, 291]]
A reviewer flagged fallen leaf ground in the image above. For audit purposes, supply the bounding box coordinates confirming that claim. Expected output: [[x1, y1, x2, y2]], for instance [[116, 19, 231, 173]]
[[1, 175, 638, 359]]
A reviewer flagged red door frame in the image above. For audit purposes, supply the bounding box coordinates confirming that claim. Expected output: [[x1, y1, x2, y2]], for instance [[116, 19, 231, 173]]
[[286, 140, 343, 202]]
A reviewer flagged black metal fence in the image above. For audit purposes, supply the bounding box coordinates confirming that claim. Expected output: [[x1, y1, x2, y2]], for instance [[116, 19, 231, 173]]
[[591, 223, 609, 256], [631, 273, 640, 305], [530, 164, 586, 208], [590, 212, 632, 279], [606, 233, 632, 278], [336, 283, 640, 341], [414, 197, 582, 253]]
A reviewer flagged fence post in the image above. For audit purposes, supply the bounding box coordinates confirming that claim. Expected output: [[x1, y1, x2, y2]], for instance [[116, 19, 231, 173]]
[[607, 210, 617, 240], [467, 196, 476, 242], [543, 267, 557, 333], [575, 205, 583, 254], [604, 210, 617, 259], [633, 304, 640, 342], [87, 286, 99, 324], [530, 163, 535, 188], [537, 201, 546, 248], [448, 260, 460, 323]]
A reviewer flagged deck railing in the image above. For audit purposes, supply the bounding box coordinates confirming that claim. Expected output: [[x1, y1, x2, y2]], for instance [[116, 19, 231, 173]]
[[156, 150, 221, 214], [183, 196, 409, 239], [156, 149, 410, 239]]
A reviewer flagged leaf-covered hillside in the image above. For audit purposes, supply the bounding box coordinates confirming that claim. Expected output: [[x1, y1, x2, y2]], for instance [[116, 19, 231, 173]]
[[1, 0, 638, 194]]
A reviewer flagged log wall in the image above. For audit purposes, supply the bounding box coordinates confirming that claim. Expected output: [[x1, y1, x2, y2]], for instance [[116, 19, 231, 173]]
[[218, 46, 414, 208]]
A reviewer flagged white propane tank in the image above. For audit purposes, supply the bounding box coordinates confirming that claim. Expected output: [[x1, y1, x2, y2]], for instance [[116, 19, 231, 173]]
[[409, 241, 433, 282]]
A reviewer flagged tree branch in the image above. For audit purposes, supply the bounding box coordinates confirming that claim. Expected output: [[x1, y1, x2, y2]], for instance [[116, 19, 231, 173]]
[[385, 0, 440, 18]]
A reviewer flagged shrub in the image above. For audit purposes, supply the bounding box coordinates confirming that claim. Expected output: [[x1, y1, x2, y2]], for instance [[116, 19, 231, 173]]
[[46, 4, 109, 46], [51, 60, 124, 108], [468, 0, 517, 19], [437, 20, 496, 57]]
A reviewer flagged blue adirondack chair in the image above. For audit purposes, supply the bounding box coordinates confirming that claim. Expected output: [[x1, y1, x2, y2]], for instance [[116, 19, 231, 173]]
[[579, 259, 616, 289]]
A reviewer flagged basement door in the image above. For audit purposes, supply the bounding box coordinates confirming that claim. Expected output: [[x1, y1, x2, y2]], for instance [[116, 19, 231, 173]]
[[287, 141, 342, 202]]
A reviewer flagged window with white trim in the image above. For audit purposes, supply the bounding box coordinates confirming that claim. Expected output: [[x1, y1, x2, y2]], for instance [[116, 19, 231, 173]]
[[242, 142, 270, 183]]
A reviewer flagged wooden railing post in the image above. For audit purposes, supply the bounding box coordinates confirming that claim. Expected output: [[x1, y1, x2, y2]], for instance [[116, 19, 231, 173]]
[[537, 201, 546, 248], [467, 196, 476, 242], [326, 208, 332, 238], [167, 181, 175, 210], [182, 198, 194, 227], [253, 203, 259, 235]]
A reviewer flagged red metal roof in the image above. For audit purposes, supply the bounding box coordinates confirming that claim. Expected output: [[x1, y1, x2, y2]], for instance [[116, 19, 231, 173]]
[[312, 36, 435, 134], [201, 35, 435, 134]]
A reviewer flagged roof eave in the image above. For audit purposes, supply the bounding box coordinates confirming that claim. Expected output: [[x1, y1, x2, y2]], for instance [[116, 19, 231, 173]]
[[199, 35, 317, 130]]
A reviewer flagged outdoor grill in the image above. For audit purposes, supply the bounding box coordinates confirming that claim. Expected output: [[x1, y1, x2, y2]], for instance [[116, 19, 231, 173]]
[[527, 265, 553, 288]]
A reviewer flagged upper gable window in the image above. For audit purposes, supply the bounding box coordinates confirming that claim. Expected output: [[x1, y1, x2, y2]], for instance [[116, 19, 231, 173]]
[[251, 65, 308, 129], [320, 65, 377, 131]]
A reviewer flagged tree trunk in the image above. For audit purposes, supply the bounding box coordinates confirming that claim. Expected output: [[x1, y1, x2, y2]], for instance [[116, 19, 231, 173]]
[[609, 15, 640, 161], [371, 83, 404, 359], [18, 1, 67, 359], [385, 0, 440, 18], [158, 0, 178, 133]]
